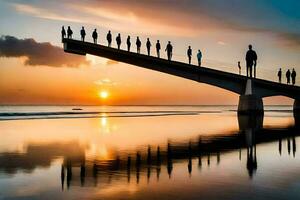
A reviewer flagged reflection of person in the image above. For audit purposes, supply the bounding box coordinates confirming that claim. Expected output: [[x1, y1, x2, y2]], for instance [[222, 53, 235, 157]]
[[126, 36, 131, 52], [245, 45, 257, 78], [238, 61, 241, 75], [136, 37, 141, 54], [106, 31, 112, 47], [277, 68, 282, 83], [156, 40, 161, 58], [146, 38, 151, 56], [291, 68, 296, 85], [187, 46, 192, 65], [92, 29, 98, 44], [165, 41, 173, 61], [80, 27, 86, 42], [197, 50, 202, 67]]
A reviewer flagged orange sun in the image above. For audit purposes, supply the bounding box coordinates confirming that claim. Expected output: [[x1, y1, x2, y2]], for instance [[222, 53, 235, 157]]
[[98, 90, 109, 99]]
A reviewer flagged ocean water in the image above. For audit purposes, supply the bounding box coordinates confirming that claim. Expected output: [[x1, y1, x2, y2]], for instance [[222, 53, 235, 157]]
[[0, 105, 299, 200]]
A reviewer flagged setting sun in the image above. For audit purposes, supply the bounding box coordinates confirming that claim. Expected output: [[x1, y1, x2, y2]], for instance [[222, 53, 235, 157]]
[[99, 90, 109, 99]]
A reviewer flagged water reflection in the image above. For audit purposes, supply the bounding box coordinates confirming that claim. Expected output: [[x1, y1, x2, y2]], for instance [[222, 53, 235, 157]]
[[59, 117, 298, 188], [0, 114, 299, 194]]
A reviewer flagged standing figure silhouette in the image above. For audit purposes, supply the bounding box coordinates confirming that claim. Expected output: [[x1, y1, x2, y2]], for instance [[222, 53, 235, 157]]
[[80, 27, 86, 42], [146, 38, 151, 56], [165, 41, 173, 61], [92, 29, 98, 44], [291, 68, 296, 85], [187, 46, 192, 64], [106, 31, 112, 47], [116, 33, 121, 50], [136, 37, 141, 54], [126, 36, 131, 52], [245, 45, 257, 78], [197, 50, 202, 67], [61, 26, 66, 41], [277, 68, 282, 83], [286, 69, 291, 84], [238, 61, 241, 75], [67, 26, 73, 39], [156, 40, 161, 58]]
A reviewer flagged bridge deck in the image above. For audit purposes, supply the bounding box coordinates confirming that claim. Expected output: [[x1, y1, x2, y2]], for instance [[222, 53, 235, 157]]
[[63, 39, 300, 99]]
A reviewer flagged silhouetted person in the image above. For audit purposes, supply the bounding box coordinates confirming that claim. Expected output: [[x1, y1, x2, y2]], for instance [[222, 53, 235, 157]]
[[106, 30, 112, 47], [116, 33, 121, 50], [286, 69, 291, 84], [146, 38, 151, 56], [197, 50, 202, 67], [136, 37, 141, 54], [238, 61, 241, 75], [61, 26, 66, 41], [92, 29, 98, 44], [80, 26, 86, 42], [246, 45, 257, 78], [126, 36, 131, 51], [165, 41, 173, 61], [187, 46, 192, 64], [156, 40, 161, 58], [67, 26, 73, 39], [292, 68, 296, 85], [278, 68, 282, 83]]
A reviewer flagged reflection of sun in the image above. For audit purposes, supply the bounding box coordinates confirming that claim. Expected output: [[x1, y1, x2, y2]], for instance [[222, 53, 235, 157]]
[[99, 90, 109, 99]]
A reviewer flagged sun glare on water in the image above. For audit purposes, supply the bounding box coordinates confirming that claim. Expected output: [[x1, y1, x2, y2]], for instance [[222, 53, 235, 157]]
[[99, 90, 109, 99]]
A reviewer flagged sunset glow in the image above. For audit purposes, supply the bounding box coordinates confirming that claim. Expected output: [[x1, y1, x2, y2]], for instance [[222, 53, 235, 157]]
[[99, 90, 109, 99]]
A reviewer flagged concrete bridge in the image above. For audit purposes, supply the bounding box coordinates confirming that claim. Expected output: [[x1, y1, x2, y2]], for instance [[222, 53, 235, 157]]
[[62, 38, 300, 114]]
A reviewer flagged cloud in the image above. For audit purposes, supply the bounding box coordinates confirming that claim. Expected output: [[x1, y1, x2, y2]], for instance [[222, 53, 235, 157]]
[[0, 35, 89, 67], [94, 78, 118, 86], [7, 0, 300, 46]]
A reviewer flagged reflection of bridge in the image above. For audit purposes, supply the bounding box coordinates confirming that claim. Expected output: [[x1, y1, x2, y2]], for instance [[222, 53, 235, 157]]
[[61, 123, 298, 189], [63, 39, 300, 114], [1, 116, 298, 188]]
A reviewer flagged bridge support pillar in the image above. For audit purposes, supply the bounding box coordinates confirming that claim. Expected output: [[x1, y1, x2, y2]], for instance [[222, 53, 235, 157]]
[[238, 95, 264, 114]]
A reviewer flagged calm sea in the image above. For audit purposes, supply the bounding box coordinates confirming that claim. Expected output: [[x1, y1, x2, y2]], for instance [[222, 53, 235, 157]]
[[0, 105, 299, 200]]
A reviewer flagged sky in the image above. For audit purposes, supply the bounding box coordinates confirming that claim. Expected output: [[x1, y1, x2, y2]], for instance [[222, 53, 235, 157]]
[[0, 0, 300, 105]]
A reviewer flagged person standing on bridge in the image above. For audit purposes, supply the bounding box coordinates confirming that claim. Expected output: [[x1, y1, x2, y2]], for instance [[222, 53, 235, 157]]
[[238, 61, 241, 75], [278, 68, 282, 83], [80, 27, 86, 42], [156, 40, 161, 58], [136, 37, 141, 54], [116, 33, 121, 50], [291, 68, 296, 85], [187, 46, 192, 65], [107, 30, 112, 47], [165, 41, 173, 61], [61, 26, 66, 41], [146, 38, 151, 56], [67, 26, 73, 39], [92, 29, 98, 44], [245, 44, 257, 78], [126, 36, 131, 52], [286, 69, 291, 84], [197, 50, 202, 67]]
